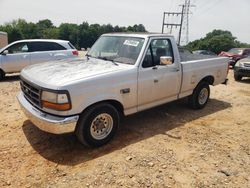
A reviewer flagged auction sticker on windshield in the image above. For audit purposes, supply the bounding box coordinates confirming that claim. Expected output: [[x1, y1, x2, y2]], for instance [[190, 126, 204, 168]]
[[124, 40, 140, 47]]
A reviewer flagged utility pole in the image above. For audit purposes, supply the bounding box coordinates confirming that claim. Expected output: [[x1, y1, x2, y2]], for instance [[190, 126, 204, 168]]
[[162, 0, 195, 46], [181, 0, 195, 45], [161, 5, 185, 46]]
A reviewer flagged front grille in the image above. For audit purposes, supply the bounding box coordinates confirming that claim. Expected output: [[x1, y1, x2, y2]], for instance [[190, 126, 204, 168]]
[[20, 78, 41, 108], [244, 63, 250, 68], [238, 69, 250, 74]]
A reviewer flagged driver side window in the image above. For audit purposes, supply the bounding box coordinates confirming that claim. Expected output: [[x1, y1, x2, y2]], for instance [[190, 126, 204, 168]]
[[142, 39, 174, 68], [7, 42, 29, 54]]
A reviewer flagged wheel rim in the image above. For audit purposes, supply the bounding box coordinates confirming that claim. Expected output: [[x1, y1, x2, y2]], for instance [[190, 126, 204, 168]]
[[90, 113, 113, 140], [198, 88, 209, 105]]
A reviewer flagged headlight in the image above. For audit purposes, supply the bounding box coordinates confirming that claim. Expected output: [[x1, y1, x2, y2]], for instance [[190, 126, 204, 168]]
[[41, 91, 71, 111], [238, 62, 244, 67], [235, 61, 244, 68], [239, 62, 244, 67]]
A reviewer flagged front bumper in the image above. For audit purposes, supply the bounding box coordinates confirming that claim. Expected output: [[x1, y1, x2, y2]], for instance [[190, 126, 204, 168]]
[[234, 67, 250, 77], [17, 92, 79, 134]]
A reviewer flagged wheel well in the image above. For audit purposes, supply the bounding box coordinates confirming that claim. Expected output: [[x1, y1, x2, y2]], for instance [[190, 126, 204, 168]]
[[200, 76, 214, 85], [0, 69, 5, 74], [83, 100, 124, 116], [0, 69, 5, 78]]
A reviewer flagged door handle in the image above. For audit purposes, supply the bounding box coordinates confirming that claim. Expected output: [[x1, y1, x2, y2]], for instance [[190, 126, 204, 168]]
[[154, 79, 159, 83], [172, 68, 180, 72]]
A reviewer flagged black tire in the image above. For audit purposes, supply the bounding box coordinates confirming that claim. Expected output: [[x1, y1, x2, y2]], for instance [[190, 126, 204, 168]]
[[188, 82, 210, 109], [75, 103, 120, 147], [234, 74, 242, 81], [0, 69, 5, 80]]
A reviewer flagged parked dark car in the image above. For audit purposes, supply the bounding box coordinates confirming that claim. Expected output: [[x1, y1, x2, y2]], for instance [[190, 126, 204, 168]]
[[193, 50, 216, 56], [219, 48, 250, 67], [234, 56, 250, 81]]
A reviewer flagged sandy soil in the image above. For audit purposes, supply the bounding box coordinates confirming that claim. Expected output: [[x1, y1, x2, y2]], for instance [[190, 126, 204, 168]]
[[0, 70, 250, 188]]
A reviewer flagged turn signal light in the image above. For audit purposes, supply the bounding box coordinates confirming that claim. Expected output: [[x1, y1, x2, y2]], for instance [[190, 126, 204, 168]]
[[42, 101, 71, 111]]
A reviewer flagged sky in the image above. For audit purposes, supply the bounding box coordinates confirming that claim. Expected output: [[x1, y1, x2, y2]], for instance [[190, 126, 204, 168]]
[[0, 0, 249, 44]]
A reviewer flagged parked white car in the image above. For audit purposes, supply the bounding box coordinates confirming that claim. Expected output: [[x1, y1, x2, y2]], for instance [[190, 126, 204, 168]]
[[0, 39, 78, 80], [17, 33, 229, 147]]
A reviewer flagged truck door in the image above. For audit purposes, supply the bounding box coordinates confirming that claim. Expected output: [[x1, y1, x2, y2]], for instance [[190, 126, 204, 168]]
[[1, 42, 31, 73], [137, 38, 181, 111]]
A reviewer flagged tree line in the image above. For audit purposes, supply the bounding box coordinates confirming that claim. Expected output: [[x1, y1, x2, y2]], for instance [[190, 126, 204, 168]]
[[185, 30, 250, 54], [1, 19, 249, 53], [0, 19, 147, 49]]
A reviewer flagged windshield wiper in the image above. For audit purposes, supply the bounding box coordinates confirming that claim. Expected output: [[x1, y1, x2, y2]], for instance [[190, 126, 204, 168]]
[[97, 56, 119, 66]]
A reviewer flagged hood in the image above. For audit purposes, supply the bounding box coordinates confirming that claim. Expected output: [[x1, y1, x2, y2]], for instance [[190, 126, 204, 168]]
[[239, 57, 250, 64], [21, 57, 131, 88], [219, 51, 241, 57]]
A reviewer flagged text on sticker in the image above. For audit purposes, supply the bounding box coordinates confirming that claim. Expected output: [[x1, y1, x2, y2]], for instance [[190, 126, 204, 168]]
[[123, 40, 140, 47]]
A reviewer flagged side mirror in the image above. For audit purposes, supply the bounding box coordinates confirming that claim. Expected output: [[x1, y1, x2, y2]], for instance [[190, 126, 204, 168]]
[[2, 50, 9, 55], [160, 56, 173, 65]]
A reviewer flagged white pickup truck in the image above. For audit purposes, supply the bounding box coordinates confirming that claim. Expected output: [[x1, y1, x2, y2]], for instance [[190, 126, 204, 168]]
[[17, 33, 229, 147]]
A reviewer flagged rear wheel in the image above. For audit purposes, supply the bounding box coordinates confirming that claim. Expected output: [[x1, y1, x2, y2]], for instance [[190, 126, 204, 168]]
[[188, 82, 210, 109], [75, 103, 120, 147], [0, 70, 5, 81]]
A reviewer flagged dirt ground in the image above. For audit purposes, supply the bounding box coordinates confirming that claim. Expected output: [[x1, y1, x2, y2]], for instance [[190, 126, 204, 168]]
[[0, 70, 249, 188]]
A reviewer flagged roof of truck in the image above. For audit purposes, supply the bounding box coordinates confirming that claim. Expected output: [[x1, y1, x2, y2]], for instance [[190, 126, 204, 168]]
[[103, 32, 172, 38]]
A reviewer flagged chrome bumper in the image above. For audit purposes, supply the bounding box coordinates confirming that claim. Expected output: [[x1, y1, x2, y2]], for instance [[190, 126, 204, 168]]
[[17, 92, 79, 134]]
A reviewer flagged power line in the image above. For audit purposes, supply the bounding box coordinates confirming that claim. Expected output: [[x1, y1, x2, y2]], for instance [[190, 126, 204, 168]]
[[194, 0, 224, 17]]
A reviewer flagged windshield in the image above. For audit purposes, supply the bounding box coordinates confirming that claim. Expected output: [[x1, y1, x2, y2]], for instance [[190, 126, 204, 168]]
[[228, 48, 243, 55], [87, 36, 145, 65]]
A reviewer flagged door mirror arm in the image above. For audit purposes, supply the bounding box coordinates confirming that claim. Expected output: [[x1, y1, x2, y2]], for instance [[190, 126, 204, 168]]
[[152, 66, 158, 70]]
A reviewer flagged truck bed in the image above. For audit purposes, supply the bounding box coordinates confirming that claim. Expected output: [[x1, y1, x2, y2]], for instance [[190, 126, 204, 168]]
[[178, 56, 229, 98], [180, 52, 217, 62]]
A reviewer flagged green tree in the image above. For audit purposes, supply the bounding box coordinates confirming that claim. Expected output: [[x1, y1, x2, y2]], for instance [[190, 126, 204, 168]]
[[42, 28, 59, 39], [127, 24, 147, 32], [186, 29, 249, 54], [36, 19, 54, 38], [37, 19, 54, 30], [0, 19, 147, 49], [58, 23, 79, 48], [0, 21, 23, 43], [78, 22, 90, 48], [16, 19, 39, 39]]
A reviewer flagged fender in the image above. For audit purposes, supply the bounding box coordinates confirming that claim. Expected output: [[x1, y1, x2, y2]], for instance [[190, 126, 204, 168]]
[[76, 93, 123, 113]]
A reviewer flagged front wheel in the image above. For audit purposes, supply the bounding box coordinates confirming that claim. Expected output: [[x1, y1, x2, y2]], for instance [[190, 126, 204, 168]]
[[188, 82, 210, 109], [234, 74, 242, 81], [75, 103, 120, 147]]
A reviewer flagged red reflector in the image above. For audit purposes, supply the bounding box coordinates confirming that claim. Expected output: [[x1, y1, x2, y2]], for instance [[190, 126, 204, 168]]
[[72, 50, 79, 56]]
